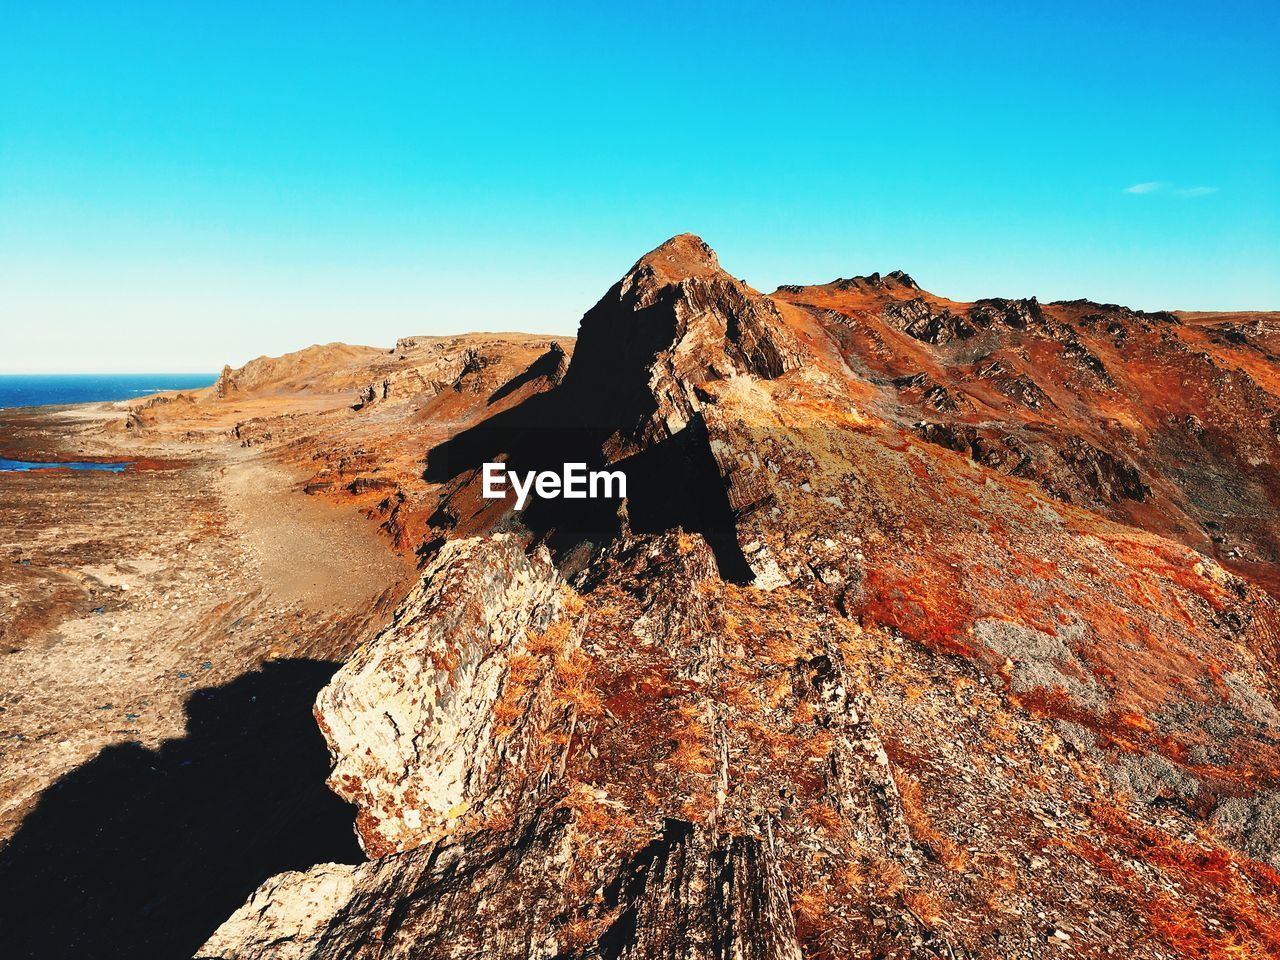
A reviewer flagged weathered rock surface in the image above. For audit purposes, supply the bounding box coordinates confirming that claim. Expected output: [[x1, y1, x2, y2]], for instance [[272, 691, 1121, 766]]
[[317, 534, 579, 856], [199, 812, 805, 960], [199, 236, 1280, 959], [557, 234, 803, 454]]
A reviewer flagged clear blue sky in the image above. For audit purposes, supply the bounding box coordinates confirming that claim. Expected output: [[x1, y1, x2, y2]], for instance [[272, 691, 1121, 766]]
[[2, 1, 1277, 372]]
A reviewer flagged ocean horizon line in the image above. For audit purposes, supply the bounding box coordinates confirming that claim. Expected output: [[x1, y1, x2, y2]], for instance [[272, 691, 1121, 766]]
[[0, 371, 219, 377], [0, 372, 220, 409]]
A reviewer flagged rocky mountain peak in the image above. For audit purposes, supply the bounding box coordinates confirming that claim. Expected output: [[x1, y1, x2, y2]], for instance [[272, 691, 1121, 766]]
[[555, 235, 802, 444], [830, 269, 920, 293], [419, 236, 805, 584], [622, 233, 724, 289]]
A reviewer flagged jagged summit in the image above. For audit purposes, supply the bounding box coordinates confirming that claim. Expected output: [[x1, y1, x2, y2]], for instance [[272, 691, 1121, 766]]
[[419, 233, 805, 581], [623, 237, 919, 299], [624, 233, 724, 287], [775, 269, 921, 297], [838, 269, 919, 291], [559, 233, 801, 430]]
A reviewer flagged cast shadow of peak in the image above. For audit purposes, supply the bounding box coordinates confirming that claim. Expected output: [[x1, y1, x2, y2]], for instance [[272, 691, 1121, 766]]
[[427, 291, 688, 487], [425, 393, 754, 585], [485, 343, 566, 407], [0, 658, 361, 960]]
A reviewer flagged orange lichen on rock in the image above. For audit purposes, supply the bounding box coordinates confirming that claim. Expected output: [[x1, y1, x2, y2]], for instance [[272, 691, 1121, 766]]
[[183, 237, 1280, 959]]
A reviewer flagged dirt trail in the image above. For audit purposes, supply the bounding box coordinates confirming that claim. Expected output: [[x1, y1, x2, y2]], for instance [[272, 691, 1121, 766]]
[[218, 452, 408, 611]]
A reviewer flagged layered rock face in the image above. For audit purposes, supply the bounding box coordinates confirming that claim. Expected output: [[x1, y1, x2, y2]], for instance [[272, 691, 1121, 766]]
[[204, 238, 1280, 959], [316, 535, 579, 856], [421, 235, 807, 580], [559, 233, 803, 448]]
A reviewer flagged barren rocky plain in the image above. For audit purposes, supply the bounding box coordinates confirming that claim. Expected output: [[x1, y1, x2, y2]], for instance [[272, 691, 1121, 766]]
[[2, 236, 1280, 959]]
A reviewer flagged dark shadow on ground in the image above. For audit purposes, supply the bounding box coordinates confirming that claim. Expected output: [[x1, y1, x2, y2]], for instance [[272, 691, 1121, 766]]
[[424, 296, 755, 584], [424, 405, 753, 583], [486, 343, 566, 407], [0, 659, 362, 960]]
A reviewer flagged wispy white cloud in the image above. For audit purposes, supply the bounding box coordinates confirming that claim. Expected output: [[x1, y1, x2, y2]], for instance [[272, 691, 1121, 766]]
[[1124, 181, 1220, 198]]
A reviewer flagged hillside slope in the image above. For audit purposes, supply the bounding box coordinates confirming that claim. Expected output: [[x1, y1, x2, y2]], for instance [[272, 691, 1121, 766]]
[[140, 237, 1280, 958]]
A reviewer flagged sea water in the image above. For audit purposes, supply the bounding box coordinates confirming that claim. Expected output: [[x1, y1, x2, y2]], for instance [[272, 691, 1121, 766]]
[[0, 373, 216, 409], [0, 458, 130, 472]]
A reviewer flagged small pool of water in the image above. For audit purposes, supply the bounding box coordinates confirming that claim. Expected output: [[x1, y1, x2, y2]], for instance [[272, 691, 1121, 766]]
[[0, 458, 131, 473]]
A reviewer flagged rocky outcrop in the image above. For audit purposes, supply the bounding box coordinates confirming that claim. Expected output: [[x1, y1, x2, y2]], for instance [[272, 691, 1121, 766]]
[[351, 368, 435, 410], [199, 812, 804, 960], [778, 270, 919, 296], [215, 363, 235, 399], [203, 526, 893, 958], [353, 338, 570, 411], [911, 421, 1150, 506], [1058, 435, 1149, 503], [199, 814, 579, 960], [883, 297, 976, 345], [316, 534, 580, 856], [560, 233, 804, 450], [213, 344, 386, 398], [422, 235, 806, 584]]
